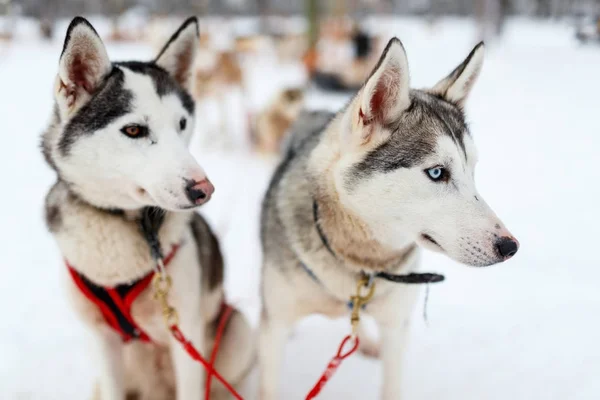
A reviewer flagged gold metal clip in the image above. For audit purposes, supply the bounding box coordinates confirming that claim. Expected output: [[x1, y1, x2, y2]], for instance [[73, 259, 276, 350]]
[[349, 275, 376, 336], [152, 273, 179, 327]]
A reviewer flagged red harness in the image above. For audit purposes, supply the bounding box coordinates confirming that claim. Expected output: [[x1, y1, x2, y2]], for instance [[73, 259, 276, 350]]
[[66, 244, 180, 343]]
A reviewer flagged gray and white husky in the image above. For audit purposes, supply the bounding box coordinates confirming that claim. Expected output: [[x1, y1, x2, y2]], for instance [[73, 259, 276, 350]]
[[259, 38, 520, 399], [42, 17, 254, 399]]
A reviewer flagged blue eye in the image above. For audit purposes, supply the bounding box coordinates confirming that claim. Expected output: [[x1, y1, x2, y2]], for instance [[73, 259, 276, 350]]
[[426, 167, 447, 182]]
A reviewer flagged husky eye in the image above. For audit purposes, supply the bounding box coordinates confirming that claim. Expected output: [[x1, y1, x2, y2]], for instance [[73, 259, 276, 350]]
[[121, 124, 148, 138], [179, 117, 187, 131], [425, 166, 448, 182]]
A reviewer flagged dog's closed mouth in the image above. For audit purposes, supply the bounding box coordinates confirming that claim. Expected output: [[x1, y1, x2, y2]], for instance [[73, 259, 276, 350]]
[[421, 233, 443, 250]]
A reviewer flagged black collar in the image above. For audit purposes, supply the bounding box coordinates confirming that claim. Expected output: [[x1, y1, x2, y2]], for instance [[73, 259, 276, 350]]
[[311, 199, 444, 285], [312, 200, 337, 258]]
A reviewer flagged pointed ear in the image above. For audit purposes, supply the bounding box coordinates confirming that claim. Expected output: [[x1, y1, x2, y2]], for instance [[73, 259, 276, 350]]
[[57, 17, 111, 112], [431, 42, 484, 107], [359, 37, 411, 127], [155, 17, 199, 90]]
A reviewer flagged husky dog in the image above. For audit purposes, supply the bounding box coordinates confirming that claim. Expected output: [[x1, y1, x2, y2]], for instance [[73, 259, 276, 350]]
[[253, 87, 305, 155], [259, 38, 520, 399], [42, 17, 253, 400]]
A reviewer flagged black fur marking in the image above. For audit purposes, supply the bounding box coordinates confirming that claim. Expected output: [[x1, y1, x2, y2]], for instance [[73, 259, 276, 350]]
[[58, 67, 133, 156], [154, 17, 199, 63], [60, 16, 100, 59], [189, 213, 224, 291], [116, 61, 195, 115]]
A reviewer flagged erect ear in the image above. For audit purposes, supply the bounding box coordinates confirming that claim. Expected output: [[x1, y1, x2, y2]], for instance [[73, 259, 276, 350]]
[[358, 37, 411, 128], [155, 17, 199, 90], [57, 17, 111, 112], [431, 42, 484, 107]]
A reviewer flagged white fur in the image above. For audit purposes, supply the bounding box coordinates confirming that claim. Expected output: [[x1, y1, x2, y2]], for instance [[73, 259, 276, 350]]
[[53, 22, 206, 212], [60, 204, 208, 399], [336, 43, 509, 267], [259, 39, 517, 400], [47, 18, 257, 400], [59, 70, 204, 212]]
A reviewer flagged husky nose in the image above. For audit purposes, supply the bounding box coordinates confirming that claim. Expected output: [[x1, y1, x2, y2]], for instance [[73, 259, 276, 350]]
[[185, 179, 214, 205], [495, 237, 519, 260]]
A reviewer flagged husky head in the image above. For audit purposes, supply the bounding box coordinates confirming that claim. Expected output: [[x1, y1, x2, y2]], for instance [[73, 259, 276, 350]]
[[42, 17, 213, 212], [331, 38, 519, 267]]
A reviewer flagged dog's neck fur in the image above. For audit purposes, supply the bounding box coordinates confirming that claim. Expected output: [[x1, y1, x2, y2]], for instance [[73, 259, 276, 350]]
[[308, 116, 415, 273], [47, 180, 191, 287], [313, 189, 414, 272]]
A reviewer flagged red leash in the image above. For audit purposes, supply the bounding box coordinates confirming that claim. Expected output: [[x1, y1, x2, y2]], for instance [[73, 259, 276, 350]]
[[152, 272, 242, 400], [169, 305, 242, 400], [305, 335, 360, 400], [206, 304, 235, 399], [305, 276, 374, 399]]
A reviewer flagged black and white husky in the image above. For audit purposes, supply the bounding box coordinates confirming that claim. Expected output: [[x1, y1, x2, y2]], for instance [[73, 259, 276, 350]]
[[42, 17, 254, 399], [259, 38, 520, 399]]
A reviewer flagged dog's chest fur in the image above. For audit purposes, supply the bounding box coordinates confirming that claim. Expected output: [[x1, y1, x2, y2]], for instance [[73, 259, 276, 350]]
[[45, 180, 218, 343], [46, 181, 192, 286]]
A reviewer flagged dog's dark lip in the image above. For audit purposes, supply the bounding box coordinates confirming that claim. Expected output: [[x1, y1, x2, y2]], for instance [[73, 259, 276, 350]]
[[421, 233, 443, 250]]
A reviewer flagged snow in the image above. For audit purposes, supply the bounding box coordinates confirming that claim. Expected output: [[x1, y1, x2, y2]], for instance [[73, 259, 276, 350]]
[[1, 17, 599, 400]]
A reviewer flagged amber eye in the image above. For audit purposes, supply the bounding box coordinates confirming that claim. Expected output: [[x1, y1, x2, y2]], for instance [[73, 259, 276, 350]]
[[121, 124, 148, 138]]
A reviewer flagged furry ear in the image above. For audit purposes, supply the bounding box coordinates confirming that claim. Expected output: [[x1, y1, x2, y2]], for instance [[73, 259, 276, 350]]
[[57, 17, 111, 111], [359, 37, 411, 128], [431, 42, 484, 107], [155, 17, 199, 90]]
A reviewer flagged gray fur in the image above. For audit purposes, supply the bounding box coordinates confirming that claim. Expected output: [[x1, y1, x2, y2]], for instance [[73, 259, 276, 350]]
[[281, 109, 334, 157], [258, 39, 518, 399], [349, 90, 468, 188], [260, 113, 324, 267]]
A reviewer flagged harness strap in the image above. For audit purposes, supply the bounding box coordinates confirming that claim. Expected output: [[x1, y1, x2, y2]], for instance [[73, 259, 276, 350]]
[[67, 244, 180, 343]]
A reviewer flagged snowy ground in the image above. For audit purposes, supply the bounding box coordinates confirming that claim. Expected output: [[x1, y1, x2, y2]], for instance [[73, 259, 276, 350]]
[[1, 17, 600, 400]]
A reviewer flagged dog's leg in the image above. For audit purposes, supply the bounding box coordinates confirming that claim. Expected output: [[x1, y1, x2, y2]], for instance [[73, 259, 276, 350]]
[[357, 321, 380, 359], [379, 320, 409, 400], [170, 310, 205, 400], [258, 310, 293, 400], [371, 286, 420, 400], [92, 330, 125, 400]]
